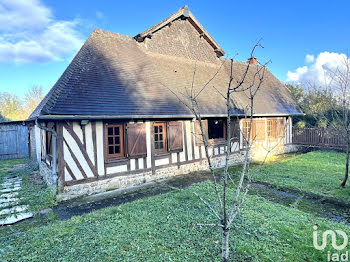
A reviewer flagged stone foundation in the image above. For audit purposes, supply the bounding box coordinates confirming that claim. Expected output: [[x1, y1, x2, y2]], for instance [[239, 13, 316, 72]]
[[39, 162, 57, 192], [57, 151, 247, 201], [56, 144, 300, 201]]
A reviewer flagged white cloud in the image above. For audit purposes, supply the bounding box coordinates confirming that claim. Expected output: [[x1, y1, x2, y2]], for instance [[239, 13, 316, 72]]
[[286, 52, 349, 87], [0, 0, 84, 64], [305, 54, 315, 63]]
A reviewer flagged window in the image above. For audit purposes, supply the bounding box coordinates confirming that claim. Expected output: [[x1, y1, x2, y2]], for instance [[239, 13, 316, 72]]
[[242, 120, 252, 143], [276, 119, 285, 137], [267, 119, 276, 138], [208, 119, 225, 140], [106, 124, 124, 159], [154, 122, 167, 153]]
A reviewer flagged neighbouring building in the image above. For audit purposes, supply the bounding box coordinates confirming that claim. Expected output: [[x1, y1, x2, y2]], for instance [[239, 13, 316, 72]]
[[28, 6, 302, 200]]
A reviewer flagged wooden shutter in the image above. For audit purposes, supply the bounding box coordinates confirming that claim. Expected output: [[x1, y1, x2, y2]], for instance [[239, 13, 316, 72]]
[[230, 118, 240, 141], [277, 119, 285, 137], [168, 121, 183, 151], [194, 120, 208, 146], [127, 123, 147, 157], [254, 120, 265, 141]]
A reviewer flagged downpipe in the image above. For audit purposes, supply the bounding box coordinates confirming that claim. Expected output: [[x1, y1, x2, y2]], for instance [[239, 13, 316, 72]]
[[35, 119, 58, 194]]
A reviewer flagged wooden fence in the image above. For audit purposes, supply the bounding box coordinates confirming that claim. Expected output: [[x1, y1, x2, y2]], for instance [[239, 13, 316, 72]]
[[0, 122, 29, 160], [292, 127, 346, 148]]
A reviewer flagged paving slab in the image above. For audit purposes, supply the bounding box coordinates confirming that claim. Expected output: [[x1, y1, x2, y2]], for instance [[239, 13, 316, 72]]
[[0, 212, 33, 225], [0, 187, 21, 193], [0, 192, 19, 198], [0, 201, 19, 209], [0, 205, 28, 216], [0, 197, 20, 204], [2, 182, 21, 188]]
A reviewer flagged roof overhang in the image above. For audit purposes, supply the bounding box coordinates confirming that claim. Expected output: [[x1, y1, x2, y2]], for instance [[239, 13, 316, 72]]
[[37, 113, 303, 121]]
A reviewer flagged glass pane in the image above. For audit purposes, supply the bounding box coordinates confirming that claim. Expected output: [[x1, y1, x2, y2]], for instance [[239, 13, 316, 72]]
[[108, 137, 113, 145], [159, 125, 163, 132], [159, 134, 163, 140], [115, 146, 120, 153], [159, 142, 164, 148], [155, 134, 158, 142], [108, 127, 113, 135], [155, 142, 159, 149], [115, 136, 120, 145], [109, 146, 114, 154], [114, 127, 119, 135]]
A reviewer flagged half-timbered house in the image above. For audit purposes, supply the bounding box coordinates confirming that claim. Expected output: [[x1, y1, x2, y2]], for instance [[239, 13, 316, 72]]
[[28, 6, 302, 200]]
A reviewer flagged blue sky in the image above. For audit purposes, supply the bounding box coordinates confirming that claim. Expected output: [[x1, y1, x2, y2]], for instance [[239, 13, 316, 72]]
[[1, 0, 349, 98]]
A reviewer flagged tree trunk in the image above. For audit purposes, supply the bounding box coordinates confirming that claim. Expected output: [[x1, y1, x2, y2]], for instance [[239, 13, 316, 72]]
[[222, 228, 230, 262], [341, 143, 350, 187]]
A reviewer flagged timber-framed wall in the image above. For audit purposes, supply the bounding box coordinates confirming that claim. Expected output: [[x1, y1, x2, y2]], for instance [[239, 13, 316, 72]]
[[36, 116, 294, 200]]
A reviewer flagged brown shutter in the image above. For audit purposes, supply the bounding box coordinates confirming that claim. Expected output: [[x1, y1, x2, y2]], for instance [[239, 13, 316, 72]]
[[194, 120, 208, 146], [277, 119, 285, 137], [168, 121, 183, 151], [127, 123, 147, 157], [230, 118, 240, 141], [254, 120, 265, 141]]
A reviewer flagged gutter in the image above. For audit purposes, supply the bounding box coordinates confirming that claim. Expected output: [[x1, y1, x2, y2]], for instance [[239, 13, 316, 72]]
[[35, 119, 57, 193], [37, 112, 304, 120]]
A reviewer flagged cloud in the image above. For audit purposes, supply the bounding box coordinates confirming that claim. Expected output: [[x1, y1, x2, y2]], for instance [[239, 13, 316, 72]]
[[286, 52, 349, 87], [305, 54, 314, 63], [0, 0, 84, 64]]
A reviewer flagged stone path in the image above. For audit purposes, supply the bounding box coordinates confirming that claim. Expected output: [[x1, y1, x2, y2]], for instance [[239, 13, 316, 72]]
[[0, 175, 33, 225]]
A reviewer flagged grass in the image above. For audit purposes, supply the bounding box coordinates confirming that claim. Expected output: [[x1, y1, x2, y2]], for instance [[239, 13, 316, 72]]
[[0, 180, 349, 262], [1, 152, 350, 261], [0, 159, 57, 213], [250, 151, 350, 203], [0, 159, 57, 238]]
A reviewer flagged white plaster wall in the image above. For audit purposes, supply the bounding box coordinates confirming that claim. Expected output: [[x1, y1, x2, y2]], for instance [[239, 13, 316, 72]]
[[107, 165, 127, 174], [146, 121, 152, 168], [63, 127, 94, 178], [85, 122, 95, 165], [72, 122, 83, 143], [96, 121, 105, 176], [35, 125, 41, 163], [185, 121, 192, 161], [155, 158, 169, 166]]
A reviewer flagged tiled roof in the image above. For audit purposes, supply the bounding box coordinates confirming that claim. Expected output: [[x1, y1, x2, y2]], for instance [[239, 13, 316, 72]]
[[30, 8, 302, 119]]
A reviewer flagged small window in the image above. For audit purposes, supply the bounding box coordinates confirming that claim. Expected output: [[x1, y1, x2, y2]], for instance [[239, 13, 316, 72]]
[[154, 122, 167, 153], [242, 120, 254, 144], [267, 119, 276, 138], [106, 124, 124, 159], [208, 119, 225, 140]]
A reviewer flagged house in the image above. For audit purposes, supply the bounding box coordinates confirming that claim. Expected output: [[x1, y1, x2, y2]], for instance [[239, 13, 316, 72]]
[[28, 6, 302, 200]]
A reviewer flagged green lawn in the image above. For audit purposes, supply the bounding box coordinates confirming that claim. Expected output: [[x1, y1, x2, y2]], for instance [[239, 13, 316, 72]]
[[251, 151, 350, 203], [1, 152, 350, 261], [0, 180, 349, 261]]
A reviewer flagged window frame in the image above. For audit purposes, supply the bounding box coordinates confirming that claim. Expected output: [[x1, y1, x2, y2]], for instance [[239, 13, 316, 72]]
[[105, 123, 125, 160], [207, 119, 226, 142], [153, 122, 167, 153], [267, 119, 277, 138]]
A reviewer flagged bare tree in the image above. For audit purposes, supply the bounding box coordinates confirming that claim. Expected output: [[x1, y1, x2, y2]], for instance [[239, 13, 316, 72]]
[[324, 55, 350, 187], [166, 42, 270, 261], [24, 86, 44, 116]]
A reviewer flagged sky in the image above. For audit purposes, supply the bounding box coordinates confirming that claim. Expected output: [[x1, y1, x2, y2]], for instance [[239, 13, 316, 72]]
[[0, 0, 349, 98]]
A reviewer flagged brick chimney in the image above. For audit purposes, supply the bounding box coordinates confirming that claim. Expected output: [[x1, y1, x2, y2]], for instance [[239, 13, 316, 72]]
[[247, 57, 258, 64]]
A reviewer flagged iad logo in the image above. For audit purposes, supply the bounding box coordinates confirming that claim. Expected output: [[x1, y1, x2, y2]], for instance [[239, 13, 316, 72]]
[[313, 225, 349, 261], [313, 225, 348, 250]]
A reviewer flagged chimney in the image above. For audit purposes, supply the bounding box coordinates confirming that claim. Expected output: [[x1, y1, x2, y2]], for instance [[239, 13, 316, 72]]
[[247, 57, 258, 64]]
